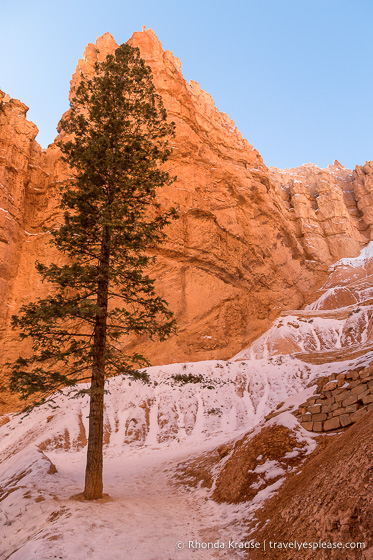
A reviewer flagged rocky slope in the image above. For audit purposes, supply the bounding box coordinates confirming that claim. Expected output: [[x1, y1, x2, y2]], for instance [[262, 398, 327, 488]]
[[2, 30, 373, 415], [247, 411, 373, 560]]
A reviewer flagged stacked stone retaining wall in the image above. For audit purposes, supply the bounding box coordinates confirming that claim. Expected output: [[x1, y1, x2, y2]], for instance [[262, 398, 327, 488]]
[[293, 364, 373, 432]]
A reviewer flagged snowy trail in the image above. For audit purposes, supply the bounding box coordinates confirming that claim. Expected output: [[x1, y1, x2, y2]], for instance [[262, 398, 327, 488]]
[[4, 443, 247, 560]]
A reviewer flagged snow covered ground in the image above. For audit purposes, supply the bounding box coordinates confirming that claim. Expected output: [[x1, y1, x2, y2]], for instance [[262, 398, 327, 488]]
[[2, 349, 372, 560], [0, 357, 319, 559], [1, 243, 373, 559], [0, 442, 252, 559]]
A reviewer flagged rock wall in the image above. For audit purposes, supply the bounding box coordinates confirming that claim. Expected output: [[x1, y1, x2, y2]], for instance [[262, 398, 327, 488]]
[[0, 91, 42, 326], [294, 365, 373, 432]]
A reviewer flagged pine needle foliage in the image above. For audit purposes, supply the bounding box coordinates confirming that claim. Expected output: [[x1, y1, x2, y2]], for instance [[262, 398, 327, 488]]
[[7, 43, 177, 498]]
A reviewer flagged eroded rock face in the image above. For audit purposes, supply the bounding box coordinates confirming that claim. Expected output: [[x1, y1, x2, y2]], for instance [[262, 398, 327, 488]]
[[1, 30, 373, 411], [269, 161, 370, 264], [0, 91, 70, 411], [354, 161, 373, 237], [0, 91, 41, 325]]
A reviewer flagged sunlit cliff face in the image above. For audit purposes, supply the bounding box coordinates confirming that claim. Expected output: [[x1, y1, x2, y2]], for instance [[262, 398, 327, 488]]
[[1, 31, 373, 416]]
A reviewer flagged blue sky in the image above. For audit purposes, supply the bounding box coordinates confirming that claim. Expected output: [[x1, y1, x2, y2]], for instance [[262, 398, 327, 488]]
[[1, 0, 372, 169]]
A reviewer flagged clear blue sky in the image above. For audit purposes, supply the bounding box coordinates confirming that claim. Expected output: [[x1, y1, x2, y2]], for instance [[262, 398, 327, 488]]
[[1, 0, 372, 169]]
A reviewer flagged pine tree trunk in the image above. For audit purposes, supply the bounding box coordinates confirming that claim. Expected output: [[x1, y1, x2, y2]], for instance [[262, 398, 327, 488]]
[[84, 225, 110, 499], [83, 361, 105, 499]]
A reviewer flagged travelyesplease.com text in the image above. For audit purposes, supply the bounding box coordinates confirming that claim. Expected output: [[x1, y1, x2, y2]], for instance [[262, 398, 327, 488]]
[[176, 539, 366, 551]]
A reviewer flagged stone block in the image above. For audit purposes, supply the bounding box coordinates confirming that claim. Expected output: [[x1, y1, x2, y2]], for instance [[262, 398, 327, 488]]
[[301, 421, 313, 431], [322, 405, 332, 414], [323, 417, 341, 431], [340, 414, 352, 427], [352, 383, 367, 395], [357, 389, 371, 401], [325, 396, 335, 405], [350, 407, 368, 423], [301, 414, 312, 422], [335, 390, 350, 403], [323, 381, 338, 391], [331, 402, 340, 412], [308, 397, 317, 405], [312, 421, 323, 432], [368, 380, 373, 389], [345, 404, 359, 414], [309, 404, 321, 414], [362, 394, 373, 405], [342, 394, 359, 407], [361, 369, 373, 379], [313, 413, 327, 422], [349, 380, 361, 388], [332, 408, 345, 417], [316, 377, 329, 392], [367, 403, 373, 412], [315, 398, 325, 404]]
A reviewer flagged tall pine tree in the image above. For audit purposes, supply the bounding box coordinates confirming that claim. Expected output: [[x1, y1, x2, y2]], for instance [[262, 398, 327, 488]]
[[8, 43, 177, 499]]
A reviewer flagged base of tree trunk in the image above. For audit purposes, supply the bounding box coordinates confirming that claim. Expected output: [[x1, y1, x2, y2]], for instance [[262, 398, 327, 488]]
[[71, 492, 112, 502]]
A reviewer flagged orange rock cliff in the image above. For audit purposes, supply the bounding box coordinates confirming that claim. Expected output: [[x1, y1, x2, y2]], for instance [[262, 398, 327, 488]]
[[1, 30, 373, 410]]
